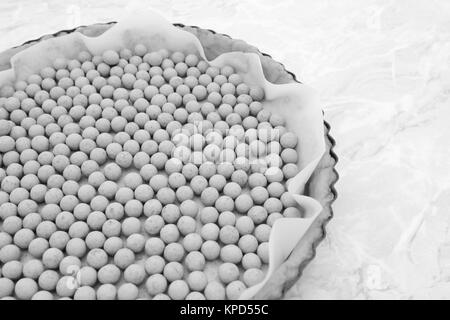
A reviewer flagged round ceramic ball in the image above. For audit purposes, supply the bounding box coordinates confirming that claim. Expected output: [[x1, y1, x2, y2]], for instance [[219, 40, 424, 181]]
[[226, 280, 247, 300], [163, 261, 184, 282], [177, 216, 196, 235], [235, 216, 255, 235], [38, 270, 60, 291], [31, 290, 54, 300], [200, 223, 220, 241], [250, 186, 269, 205], [143, 199, 163, 217], [186, 271, 208, 292], [28, 238, 49, 259], [103, 237, 123, 256], [0, 278, 14, 298], [163, 242, 185, 262], [86, 248, 108, 269], [15, 278, 39, 300], [214, 194, 234, 213], [55, 276, 77, 298], [102, 219, 121, 238], [65, 238, 87, 258], [280, 132, 298, 149], [161, 204, 181, 224], [218, 211, 236, 227], [243, 268, 265, 287], [199, 207, 219, 224], [146, 274, 167, 296], [283, 207, 302, 218], [185, 165, 206, 188], [58, 256, 81, 276], [248, 206, 268, 225], [114, 248, 135, 269], [182, 233, 203, 252], [42, 248, 64, 269], [97, 264, 121, 285], [144, 215, 164, 236], [121, 217, 141, 236], [185, 291, 205, 300], [179, 199, 198, 218], [73, 286, 96, 300], [218, 262, 240, 284], [219, 225, 240, 245], [97, 284, 117, 300], [168, 280, 189, 300], [78, 266, 98, 287], [145, 237, 165, 256], [254, 224, 272, 242], [257, 242, 270, 264], [160, 224, 180, 244], [2, 260, 23, 280], [220, 244, 243, 264], [124, 264, 146, 285], [117, 283, 139, 300], [185, 251, 206, 271], [144, 255, 165, 275], [238, 234, 259, 254], [204, 281, 226, 300], [234, 194, 253, 214], [241, 253, 262, 270], [126, 233, 145, 253], [201, 240, 220, 261]]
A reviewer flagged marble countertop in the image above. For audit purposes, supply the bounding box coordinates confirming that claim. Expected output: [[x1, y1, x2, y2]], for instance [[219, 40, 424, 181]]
[[2, 0, 450, 300]]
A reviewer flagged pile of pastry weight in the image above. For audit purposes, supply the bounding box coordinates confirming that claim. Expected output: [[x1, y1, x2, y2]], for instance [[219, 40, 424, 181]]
[[0, 45, 302, 300]]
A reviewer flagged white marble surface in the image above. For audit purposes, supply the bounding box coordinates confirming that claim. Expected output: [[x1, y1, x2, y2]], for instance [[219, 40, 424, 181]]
[[2, 0, 450, 299]]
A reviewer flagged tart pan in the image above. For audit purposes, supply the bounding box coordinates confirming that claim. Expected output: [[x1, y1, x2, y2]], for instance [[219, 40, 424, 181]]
[[0, 22, 339, 300]]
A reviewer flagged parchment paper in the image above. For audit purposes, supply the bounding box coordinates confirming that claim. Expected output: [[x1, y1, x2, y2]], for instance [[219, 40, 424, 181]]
[[0, 9, 325, 300]]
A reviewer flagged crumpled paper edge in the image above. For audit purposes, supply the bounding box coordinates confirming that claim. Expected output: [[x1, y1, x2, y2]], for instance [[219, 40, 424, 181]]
[[0, 9, 326, 300]]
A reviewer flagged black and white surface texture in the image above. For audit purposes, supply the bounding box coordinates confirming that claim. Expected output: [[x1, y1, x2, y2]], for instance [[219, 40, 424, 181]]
[[1, 0, 450, 300]]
